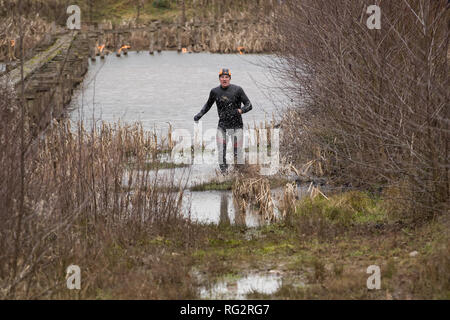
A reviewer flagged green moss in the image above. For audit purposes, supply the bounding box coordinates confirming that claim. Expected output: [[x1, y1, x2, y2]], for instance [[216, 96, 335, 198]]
[[256, 243, 295, 255], [190, 179, 234, 191], [192, 249, 206, 259], [149, 235, 172, 246], [95, 288, 114, 300], [128, 161, 189, 170]]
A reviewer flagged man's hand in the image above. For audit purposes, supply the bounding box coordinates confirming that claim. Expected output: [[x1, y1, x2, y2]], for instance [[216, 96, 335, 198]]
[[237, 109, 243, 114], [194, 114, 201, 122]]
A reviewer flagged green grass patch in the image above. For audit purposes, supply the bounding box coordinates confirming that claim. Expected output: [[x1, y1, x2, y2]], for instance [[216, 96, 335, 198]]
[[127, 161, 189, 171], [190, 179, 234, 191], [294, 191, 388, 226], [190, 176, 290, 192]]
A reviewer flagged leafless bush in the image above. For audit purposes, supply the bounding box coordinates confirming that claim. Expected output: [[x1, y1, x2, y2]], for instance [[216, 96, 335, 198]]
[[272, 0, 449, 220]]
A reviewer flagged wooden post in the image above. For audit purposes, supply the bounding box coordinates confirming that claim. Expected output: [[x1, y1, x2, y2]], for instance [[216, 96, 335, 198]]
[[176, 25, 182, 52], [156, 27, 162, 53], [149, 28, 154, 54], [116, 33, 122, 57], [99, 33, 105, 59], [89, 37, 96, 61]]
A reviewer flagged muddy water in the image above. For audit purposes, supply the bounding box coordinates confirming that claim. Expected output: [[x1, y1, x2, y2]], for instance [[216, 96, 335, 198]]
[[124, 166, 287, 228], [185, 184, 318, 227], [123, 149, 317, 227]]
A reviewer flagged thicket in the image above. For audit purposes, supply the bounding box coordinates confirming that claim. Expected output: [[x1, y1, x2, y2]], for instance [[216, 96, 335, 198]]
[[273, 0, 449, 221], [0, 72, 196, 298], [0, 0, 282, 24]]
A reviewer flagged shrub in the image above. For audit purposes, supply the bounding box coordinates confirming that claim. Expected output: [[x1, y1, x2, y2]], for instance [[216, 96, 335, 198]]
[[272, 0, 449, 220]]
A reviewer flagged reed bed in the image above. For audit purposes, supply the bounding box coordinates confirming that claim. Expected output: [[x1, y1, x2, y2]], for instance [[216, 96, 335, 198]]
[[278, 182, 297, 218], [232, 177, 276, 222], [245, 112, 278, 150], [0, 80, 192, 298]]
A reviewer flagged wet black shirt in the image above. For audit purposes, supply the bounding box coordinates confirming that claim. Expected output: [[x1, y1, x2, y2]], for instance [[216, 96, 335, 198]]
[[195, 84, 253, 129]]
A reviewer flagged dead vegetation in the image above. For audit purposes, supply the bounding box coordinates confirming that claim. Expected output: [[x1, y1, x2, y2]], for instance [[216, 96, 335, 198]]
[[0, 1, 66, 64], [0, 78, 196, 299], [232, 177, 276, 222], [272, 0, 449, 222], [191, 191, 450, 300]]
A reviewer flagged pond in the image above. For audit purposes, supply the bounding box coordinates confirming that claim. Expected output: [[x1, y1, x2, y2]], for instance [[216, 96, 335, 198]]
[[69, 51, 288, 136]]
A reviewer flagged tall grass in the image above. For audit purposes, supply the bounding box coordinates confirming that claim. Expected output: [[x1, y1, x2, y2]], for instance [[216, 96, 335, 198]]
[[0, 79, 194, 299]]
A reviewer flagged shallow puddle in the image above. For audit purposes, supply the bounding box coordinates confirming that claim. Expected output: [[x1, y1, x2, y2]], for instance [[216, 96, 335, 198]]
[[200, 272, 282, 300]]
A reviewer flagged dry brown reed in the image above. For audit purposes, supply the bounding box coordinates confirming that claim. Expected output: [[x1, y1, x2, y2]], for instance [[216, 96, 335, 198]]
[[232, 177, 276, 222], [278, 182, 297, 219], [0, 79, 192, 298], [246, 113, 278, 150]]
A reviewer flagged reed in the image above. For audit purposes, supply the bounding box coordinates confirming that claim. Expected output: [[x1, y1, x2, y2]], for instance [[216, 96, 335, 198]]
[[279, 182, 297, 219], [232, 177, 276, 222], [0, 80, 191, 298]]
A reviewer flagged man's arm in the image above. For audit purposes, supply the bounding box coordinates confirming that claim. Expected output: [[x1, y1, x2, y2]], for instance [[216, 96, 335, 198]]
[[194, 90, 215, 121], [239, 87, 252, 113]]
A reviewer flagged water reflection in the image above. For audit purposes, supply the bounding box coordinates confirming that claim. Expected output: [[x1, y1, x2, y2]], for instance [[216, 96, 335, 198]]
[[186, 189, 281, 228]]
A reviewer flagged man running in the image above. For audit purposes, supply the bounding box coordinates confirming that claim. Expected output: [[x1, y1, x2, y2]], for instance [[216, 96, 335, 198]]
[[194, 68, 253, 174]]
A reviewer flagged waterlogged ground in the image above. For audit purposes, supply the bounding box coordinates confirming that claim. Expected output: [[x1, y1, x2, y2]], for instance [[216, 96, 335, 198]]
[[65, 52, 448, 300], [199, 272, 283, 299], [119, 149, 446, 300], [124, 148, 300, 227], [90, 200, 446, 300]]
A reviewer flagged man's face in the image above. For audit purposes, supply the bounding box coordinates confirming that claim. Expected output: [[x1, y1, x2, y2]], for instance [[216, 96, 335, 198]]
[[220, 75, 231, 88]]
